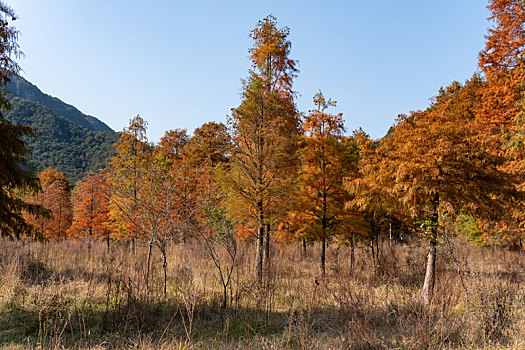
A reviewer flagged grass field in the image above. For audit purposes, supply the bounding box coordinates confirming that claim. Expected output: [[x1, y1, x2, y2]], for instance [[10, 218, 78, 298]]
[[0, 237, 524, 349]]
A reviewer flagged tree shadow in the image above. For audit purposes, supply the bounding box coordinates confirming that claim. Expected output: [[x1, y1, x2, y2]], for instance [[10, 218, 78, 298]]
[[0, 295, 474, 349], [0, 299, 292, 348]]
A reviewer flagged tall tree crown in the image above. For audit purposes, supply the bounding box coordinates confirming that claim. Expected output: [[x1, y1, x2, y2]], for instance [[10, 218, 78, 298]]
[[478, 0, 525, 132], [249, 14, 298, 98]]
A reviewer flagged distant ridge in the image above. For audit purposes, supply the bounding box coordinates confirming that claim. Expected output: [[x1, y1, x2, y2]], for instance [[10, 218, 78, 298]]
[[6, 75, 113, 132], [4, 76, 119, 182]]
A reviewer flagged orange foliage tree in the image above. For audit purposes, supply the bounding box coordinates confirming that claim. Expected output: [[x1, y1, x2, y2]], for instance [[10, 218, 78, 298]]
[[477, 0, 525, 243], [158, 128, 189, 161], [109, 118, 200, 295], [183, 122, 230, 168], [68, 172, 111, 250], [181, 122, 236, 309], [291, 92, 358, 274], [225, 15, 299, 280], [142, 146, 200, 295], [344, 128, 399, 269], [26, 168, 72, 240], [108, 115, 151, 250], [348, 78, 518, 304], [479, 0, 525, 137]]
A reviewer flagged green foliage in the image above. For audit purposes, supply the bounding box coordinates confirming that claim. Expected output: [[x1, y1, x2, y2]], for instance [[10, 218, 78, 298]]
[[204, 205, 235, 243], [0, 115, 44, 239], [0, 2, 46, 239], [4, 96, 118, 183], [455, 213, 486, 246], [455, 213, 521, 249]]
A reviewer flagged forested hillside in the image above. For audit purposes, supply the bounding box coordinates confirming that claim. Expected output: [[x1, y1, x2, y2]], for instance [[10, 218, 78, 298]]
[[4, 78, 118, 182], [7, 76, 112, 131]]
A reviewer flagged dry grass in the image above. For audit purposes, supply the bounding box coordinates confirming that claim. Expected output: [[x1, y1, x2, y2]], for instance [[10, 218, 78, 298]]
[[0, 237, 524, 349]]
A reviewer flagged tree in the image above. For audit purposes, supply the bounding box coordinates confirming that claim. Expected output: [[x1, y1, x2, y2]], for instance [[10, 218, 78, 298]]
[[345, 128, 407, 268], [108, 115, 151, 250], [478, 0, 525, 247], [0, 2, 44, 238], [348, 78, 518, 304], [158, 128, 189, 161], [68, 171, 111, 251], [181, 122, 237, 307], [225, 15, 299, 280], [292, 92, 358, 274], [109, 120, 200, 295], [25, 168, 72, 240], [191, 194, 237, 309], [478, 0, 525, 136], [141, 147, 199, 296], [183, 122, 231, 168]]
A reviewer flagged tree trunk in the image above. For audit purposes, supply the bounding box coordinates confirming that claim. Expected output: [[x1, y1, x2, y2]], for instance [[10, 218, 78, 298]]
[[370, 240, 376, 266], [320, 238, 326, 275], [88, 241, 92, 261], [302, 239, 307, 257], [162, 245, 167, 297], [255, 225, 264, 281], [87, 227, 92, 261], [130, 236, 136, 255], [254, 200, 264, 281], [389, 217, 394, 245], [222, 284, 228, 310], [180, 228, 186, 244], [350, 234, 355, 272], [146, 238, 153, 293], [264, 223, 270, 265], [375, 235, 380, 263], [421, 239, 437, 304], [421, 192, 439, 304], [369, 219, 377, 266], [106, 232, 110, 253]]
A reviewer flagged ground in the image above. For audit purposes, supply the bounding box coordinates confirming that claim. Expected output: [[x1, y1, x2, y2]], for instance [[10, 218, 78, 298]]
[[0, 237, 524, 349]]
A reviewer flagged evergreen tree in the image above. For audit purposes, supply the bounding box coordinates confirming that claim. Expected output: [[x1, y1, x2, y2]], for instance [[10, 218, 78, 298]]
[[0, 2, 43, 238]]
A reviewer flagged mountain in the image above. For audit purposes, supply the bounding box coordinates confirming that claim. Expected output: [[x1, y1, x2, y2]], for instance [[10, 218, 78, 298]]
[[6, 76, 112, 132], [4, 76, 119, 183]]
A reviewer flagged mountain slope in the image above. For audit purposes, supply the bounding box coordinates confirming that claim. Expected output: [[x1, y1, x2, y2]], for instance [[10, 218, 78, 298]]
[[6, 76, 112, 132], [3, 77, 119, 183]]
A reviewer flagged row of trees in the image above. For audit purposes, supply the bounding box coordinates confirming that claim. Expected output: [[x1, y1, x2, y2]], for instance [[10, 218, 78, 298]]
[[3, 1, 525, 306]]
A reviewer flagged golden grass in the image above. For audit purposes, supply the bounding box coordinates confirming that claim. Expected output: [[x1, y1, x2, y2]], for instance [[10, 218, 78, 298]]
[[0, 237, 524, 349]]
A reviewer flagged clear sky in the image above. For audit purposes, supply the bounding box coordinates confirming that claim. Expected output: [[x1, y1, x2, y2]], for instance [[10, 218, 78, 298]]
[[8, 0, 490, 141]]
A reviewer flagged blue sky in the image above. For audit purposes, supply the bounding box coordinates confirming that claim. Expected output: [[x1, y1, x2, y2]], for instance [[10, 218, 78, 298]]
[[9, 0, 490, 141]]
